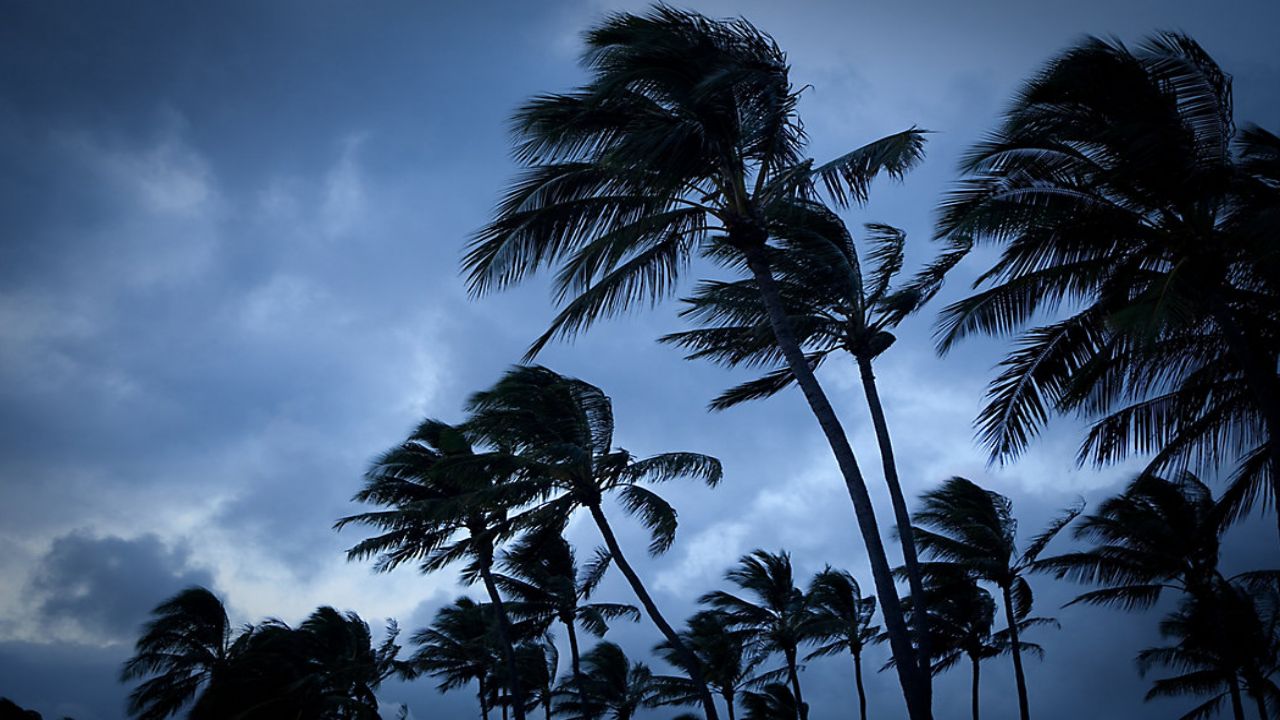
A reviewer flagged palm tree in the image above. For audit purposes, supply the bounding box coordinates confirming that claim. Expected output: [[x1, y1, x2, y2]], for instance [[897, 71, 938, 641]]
[[933, 32, 1280, 531], [651, 610, 769, 720], [552, 642, 657, 720], [463, 365, 723, 720], [804, 567, 879, 720], [702, 550, 814, 720], [406, 598, 503, 720], [739, 684, 801, 720], [336, 419, 531, 719], [911, 478, 1077, 720], [286, 607, 400, 719], [461, 8, 932, 714], [1139, 579, 1280, 720], [496, 529, 640, 713], [121, 587, 236, 720]]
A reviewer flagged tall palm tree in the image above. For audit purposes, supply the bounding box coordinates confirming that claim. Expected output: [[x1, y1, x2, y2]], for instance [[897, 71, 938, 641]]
[[121, 587, 237, 720], [464, 365, 724, 720], [496, 529, 640, 711], [461, 8, 932, 714], [552, 642, 657, 720], [804, 567, 880, 720], [406, 598, 503, 720], [911, 478, 1077, 720], [651, 610, 769, 720], [702, 550, 814, 720], [933, 32, 1280, 530], [336, 419, 531, 719]]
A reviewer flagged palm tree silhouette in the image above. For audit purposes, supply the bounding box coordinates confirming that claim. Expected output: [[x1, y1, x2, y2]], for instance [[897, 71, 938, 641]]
[[120, 586, 237, 720], [336, 419, 531, 719], [933, 32, 1280, 531], [911, 478, 1076, 720], [406, 598, 504, 720], [461, 8, 932, 713], [702, 550, 814, 720], [552, 642, 657, 720], [463, 365, 723, 719], [739, 684, 802, 720], [803, 567, 880, 720], [651, 610, 769, 720]]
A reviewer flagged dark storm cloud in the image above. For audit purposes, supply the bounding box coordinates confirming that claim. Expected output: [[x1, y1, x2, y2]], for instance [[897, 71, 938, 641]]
[[30, 533, 215, 643]]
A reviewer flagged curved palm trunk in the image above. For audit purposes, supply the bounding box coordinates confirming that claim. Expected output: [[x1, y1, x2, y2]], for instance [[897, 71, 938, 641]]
[[970, 657, 980, 720], [785, 648, 807, 720], [1000, 584, 1030, 720], [858, 355, 932, 670], [744, 249, 931, 720], [585, 502, 721, 720], [853, 651, 868, 720], [564, 619, 595, 720], [477, 554, 528, 720], [1228, 676, 1246, 720]]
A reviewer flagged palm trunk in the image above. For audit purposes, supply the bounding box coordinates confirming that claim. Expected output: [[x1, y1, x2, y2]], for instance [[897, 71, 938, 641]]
[[1250, 682, 1268, 720], [858, 355, 932, 672], [743, 248, 931, 720], [1229, 676, 1246, 720], [585, 502, 721, 720], [564, 619, 593, 719], [724, 690, 737, 720], [1000, 584, 1030, 720], [478, 551, 528, 720], [479, 676, 491, 720], [853, 651, 868, 720], [785, 648, 807, 720], [970, 657, 980, 720]]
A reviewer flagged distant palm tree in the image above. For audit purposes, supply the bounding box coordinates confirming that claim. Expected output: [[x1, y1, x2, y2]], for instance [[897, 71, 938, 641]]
[[337, 419, 530, 719], [703, 550, 814, 720], [461, 8, 932, 714], [739, 684, 801, 720], [911, 478, 1077, 720], [933, 32, 1280, 531], [464, 365, 723, 719], [651, 610, 769, 720], [804, 567, 879, 720], [1139, 578, 1280, 720], [286, 607, 400, 719], [406, 598, 503, 720], [121, 587, 236, 720], [553, 642, 657, 720]]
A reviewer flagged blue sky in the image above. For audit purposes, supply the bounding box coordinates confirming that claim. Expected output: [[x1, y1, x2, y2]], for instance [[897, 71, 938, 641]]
[[1, 1, 1278, 718]]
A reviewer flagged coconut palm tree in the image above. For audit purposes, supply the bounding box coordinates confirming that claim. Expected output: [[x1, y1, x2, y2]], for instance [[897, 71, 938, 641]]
[[910, 478, 1077, 720], [702, 550, 814, 720], [121, 587, 237, 720], [933, 32, 1280, 531], [336, 419, 531, 719], [651, 610, 769, 720], [406, 598, 503, 720], [739, 684, 801, 720], [461, 8, 932, 713], [803, 567, 880, 720], [463, 365, 723, 719], [552, 642, 657, 720]]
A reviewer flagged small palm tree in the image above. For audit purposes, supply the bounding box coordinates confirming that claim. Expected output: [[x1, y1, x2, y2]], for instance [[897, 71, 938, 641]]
[[702, 550, 814, 720], [337, 419, 531, 719], [462, 8, 934, 713], [121, 587, 237, 720], [464, 365, 723, 719], [553, 642, 657, 720], [804, 567, 879, 720], [739, 684, 801, 720], [651, 610, 769, 720], [911, 478, 1077, 720], [406, 598, 503, 720]]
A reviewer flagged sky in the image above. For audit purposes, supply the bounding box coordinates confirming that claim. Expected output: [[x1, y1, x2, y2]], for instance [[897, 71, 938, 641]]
[[1, 1, 1278, 718]]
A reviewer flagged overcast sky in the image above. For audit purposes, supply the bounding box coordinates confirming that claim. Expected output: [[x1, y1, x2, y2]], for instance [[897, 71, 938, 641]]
[[1, 1, 1278, 718]]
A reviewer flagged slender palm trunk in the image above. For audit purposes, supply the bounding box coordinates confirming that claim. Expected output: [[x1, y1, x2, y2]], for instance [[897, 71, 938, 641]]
[[724, 690, 737, 720], [1250, 683, 1267, 720], [1000, 584, 1030, 720], [970, 657, 980, 720], [479, 676, 491, 720], [1229, 676, 1246, 720], [858, 355, 932, 671], [564, 619, 593, 719], [585, 502, 721, 720], [477, 553, 528, 720], [853, 651, 867, 720], [743, 248, 931, 720], [785, 648, 807, 720]]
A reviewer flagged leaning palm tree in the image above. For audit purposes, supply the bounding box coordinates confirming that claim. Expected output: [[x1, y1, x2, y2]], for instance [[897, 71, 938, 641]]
[[804, 567, 880, 720], [651, 609, 769, 720], [121, 587, 238, 720], [911, 478, 1077, 720], [461, 8, 932, 714], [933, 32, 1280, 531], [702, 550, 814, 720], [336, 419, 531, 719], [406, 598, 503, 720], [464, 365, 723, 720], [552, 642, 657, 720]]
